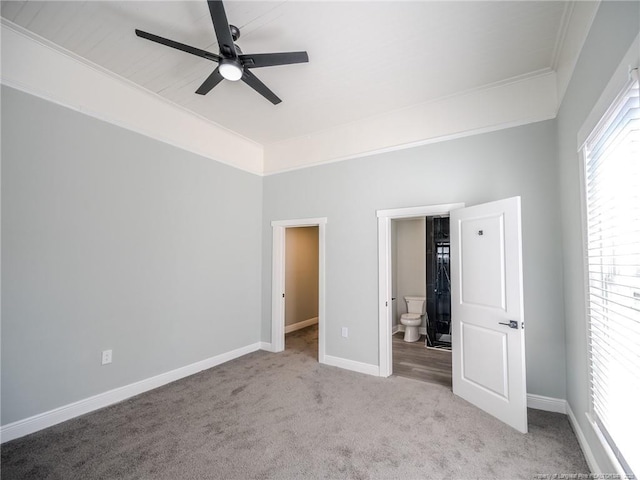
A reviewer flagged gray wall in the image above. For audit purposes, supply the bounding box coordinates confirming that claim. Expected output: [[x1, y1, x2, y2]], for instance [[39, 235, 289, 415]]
[[556, 1, 639, 473], [1, 86, 263, 425], [285, 226, 319, 326], [262, 119, 567, 399]]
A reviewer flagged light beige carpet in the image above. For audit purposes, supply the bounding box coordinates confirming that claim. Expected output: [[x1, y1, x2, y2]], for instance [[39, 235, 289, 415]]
[[1, 325, 588, 479]]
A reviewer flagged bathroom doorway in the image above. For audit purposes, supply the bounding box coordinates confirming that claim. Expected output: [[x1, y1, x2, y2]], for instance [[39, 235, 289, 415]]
[[284, 226, 319, 360], [389, 215, 452, 387], [377, 203, 463, 379]]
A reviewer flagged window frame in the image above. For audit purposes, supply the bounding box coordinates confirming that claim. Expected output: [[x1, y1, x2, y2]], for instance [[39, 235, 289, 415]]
[[578, 66, 639, 478]]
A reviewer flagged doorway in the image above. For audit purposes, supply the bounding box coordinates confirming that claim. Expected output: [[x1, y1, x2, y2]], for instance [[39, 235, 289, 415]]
[[390, 215, 452, 387], [284, 227, 319, 359], [271, 218, 327, 363], [377, 203, 464, 377]]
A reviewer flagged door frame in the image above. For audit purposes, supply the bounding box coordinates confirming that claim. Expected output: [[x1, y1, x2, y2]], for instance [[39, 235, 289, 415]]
[[271, 217, 327, 363], [377, 203, 464, 377]]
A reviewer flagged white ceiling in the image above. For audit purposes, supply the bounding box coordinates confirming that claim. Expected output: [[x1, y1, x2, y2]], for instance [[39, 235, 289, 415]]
[[1, 1, 575, 147]]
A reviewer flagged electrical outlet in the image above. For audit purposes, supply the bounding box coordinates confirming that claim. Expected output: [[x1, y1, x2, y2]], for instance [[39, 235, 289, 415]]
[[101, 349, 112, 365], [341, 327, 348, 338]]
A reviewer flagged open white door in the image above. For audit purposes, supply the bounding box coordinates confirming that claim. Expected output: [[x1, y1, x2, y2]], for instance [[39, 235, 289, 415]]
[[450, 197, 527, 433]]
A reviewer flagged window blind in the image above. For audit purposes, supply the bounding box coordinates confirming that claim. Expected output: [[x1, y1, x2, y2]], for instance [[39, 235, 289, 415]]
[[583, 73, 639, 477]]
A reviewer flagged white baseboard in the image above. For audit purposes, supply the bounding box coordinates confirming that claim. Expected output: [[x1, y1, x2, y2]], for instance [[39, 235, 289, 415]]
[[526, 394, 567, 414], [323, 354, 379, 377], [284, 317, 318, 334], [566, 404, 601, 474], [259, 341, 275, 352], [526, 395, 602, 474], [0, 342, 262, 444]]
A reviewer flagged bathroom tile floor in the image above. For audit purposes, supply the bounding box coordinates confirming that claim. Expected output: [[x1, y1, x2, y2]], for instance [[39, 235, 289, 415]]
[[392, 333, 452, 388]]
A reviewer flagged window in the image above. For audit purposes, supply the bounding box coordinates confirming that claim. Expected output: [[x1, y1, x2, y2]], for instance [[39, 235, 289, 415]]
[[582, 70, 639, 477]]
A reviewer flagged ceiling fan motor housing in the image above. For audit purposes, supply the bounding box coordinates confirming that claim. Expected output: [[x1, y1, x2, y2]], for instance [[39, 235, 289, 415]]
[[135, 0, 309, 104], [229, 24, 240, 41]]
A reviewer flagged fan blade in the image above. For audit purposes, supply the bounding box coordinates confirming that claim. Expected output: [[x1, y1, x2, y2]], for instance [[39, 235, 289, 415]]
[[240, 51, 309, 68], [207, 0, 237, 58], [241, 70, 281, 105], [195, 67, 224, 95], [135, 29, 220, 62]]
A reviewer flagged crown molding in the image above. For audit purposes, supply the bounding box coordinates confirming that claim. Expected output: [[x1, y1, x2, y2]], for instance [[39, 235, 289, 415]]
[[263, 71, 558, 175], [553, 1, 601, 108]]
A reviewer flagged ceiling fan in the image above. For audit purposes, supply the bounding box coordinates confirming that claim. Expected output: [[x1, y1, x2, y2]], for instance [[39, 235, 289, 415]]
[[135, 0, 309, 105]]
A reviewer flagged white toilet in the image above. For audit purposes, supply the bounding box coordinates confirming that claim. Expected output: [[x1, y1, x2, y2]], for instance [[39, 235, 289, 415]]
[[400, 296, 426, 342]]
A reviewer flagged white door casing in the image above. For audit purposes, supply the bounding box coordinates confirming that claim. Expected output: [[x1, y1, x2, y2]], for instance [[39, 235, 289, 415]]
[[450, 197, 527, 433]]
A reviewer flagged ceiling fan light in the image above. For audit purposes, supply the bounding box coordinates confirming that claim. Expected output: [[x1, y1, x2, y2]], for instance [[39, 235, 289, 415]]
[[219, 60, 243, 81]]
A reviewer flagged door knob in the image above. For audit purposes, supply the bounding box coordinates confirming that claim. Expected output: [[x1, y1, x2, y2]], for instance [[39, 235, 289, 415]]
[[499, 320, 518, 329]]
